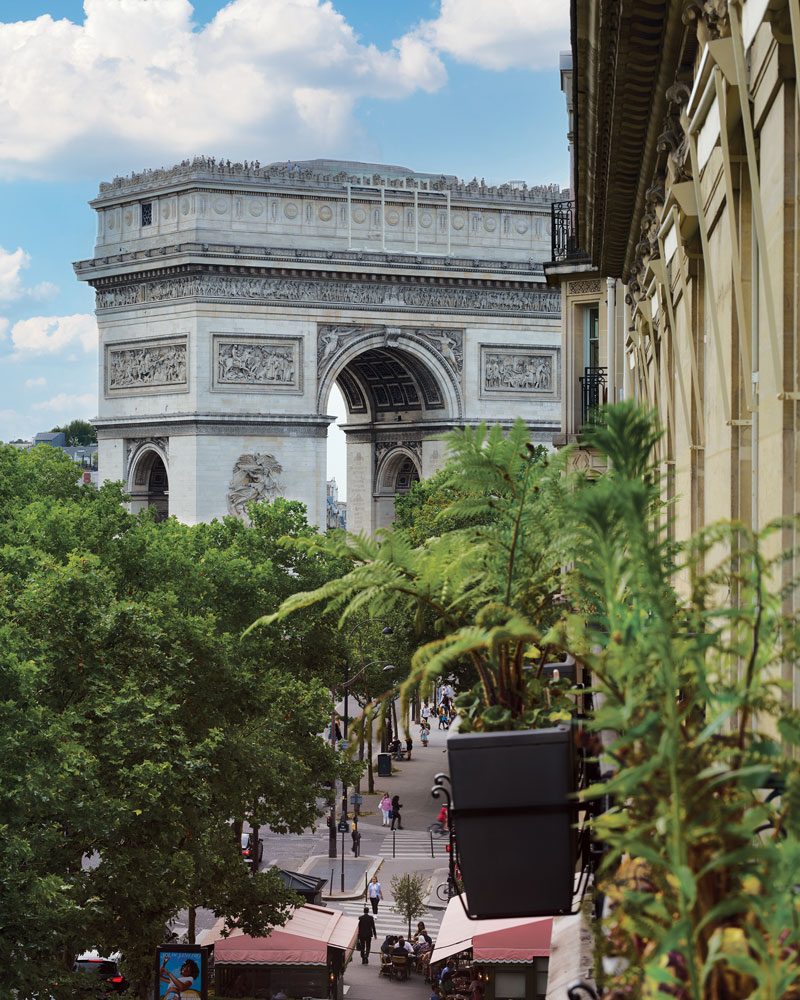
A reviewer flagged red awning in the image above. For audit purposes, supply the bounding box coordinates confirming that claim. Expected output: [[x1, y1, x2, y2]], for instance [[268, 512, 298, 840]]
[[431, 894, 552, 965], [213, 904, 359, 967]]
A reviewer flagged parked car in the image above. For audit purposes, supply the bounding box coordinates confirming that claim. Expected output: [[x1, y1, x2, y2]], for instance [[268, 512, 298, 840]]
[[73, 952, 128, 993], [241, 831, 263, 867]]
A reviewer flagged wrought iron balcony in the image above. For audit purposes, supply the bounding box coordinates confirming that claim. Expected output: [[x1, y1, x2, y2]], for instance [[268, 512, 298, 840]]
[[551, 200, 586, 263], [579, 367, 607, 426]]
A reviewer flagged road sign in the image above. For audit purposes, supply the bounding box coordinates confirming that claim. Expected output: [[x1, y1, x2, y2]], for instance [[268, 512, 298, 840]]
[[337, 819, 349, 833]]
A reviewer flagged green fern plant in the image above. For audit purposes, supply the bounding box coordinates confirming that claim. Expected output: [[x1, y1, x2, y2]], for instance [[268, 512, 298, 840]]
[[561, 401, 800, 1000], [250, 420, 577, 731]]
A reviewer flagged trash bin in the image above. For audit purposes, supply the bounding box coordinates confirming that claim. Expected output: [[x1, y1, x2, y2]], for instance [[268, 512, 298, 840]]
[[377, 753, 392, 777]]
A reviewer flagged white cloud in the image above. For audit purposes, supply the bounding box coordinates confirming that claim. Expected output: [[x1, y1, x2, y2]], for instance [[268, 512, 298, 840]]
[[9, 314, 97, 357], [0, 247, 31, 301], [25, 376, 47, 387], [31, 392, 95, 413], [0, 246, 59, 301], [411, 0, 569, 72], [0, 0, 446, 178], [0, 317, 9, 340]]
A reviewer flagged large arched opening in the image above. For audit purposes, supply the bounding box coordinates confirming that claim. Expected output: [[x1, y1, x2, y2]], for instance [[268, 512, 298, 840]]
[[128, 446, 169, 521], [320, 326, 460, 534]]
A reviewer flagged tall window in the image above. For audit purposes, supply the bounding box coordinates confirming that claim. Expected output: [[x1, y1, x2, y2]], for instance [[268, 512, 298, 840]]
[[141, 202, 153, 227], [584, 303, 600, 368]]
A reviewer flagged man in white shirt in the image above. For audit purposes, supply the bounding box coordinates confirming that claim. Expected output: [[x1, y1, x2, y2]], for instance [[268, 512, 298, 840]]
[[421, 701, 431, 722]]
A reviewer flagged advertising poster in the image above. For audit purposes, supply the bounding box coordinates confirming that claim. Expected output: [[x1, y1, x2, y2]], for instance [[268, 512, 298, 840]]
[[155, 945, 208, 1000]]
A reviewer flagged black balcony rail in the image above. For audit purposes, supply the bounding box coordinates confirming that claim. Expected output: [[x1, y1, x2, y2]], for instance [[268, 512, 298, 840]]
[[551, 199, 582, 262], [579, 367, 608, 426]]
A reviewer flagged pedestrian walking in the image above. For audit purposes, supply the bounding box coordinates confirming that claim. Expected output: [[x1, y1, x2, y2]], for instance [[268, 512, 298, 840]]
[[421, 700, 432, 723], [390, 794, 403, 830], [420, 724, 429, 747], [379, 792, 392, 826], [357, 906, 377, 963], [438, 705, 448, 730], [351, 826, 361, 857], [405, 734, 413, 759], [367, 874, 383, 915]]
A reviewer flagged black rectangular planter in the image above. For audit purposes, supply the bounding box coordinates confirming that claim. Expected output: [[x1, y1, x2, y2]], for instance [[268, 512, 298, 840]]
[[447, 726, 577, 919]]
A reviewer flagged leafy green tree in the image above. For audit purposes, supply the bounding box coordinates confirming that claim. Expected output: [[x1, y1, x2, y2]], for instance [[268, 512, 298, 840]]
[[0, 449, 354, 998], [50, 419, 97, 446], [390, 872, 428, 939]]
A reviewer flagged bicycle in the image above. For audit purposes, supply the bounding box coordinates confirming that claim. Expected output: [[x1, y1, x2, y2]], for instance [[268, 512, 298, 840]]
[[427, 821, 448, 838], [435, 876, 457, 902]]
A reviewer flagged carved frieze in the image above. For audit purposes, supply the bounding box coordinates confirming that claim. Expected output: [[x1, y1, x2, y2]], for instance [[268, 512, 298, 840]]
[[96, 273, 560, 319], [213, 335, 303, 394], [227, 453, 283, 521], [480, 345, 560, 399], [106, 338, 188, 396]]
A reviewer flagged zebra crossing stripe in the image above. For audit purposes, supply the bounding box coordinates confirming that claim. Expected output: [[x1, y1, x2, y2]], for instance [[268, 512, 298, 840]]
[[378, 831, 449, 858], [327, 899, 442, 937]]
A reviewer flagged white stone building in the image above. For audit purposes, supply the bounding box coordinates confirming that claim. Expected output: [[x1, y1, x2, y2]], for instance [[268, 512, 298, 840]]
[[74, 158, 564, 534]]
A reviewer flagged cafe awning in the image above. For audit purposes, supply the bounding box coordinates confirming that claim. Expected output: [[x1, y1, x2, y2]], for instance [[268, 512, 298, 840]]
[[214, 904, 359, 967], [431, 894, 553, 965]]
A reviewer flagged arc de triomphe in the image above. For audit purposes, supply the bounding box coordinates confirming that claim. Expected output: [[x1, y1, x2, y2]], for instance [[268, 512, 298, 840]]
[[74, 158, 563, 535]]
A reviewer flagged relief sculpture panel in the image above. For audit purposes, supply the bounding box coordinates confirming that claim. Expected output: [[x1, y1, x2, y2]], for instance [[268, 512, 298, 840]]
[[96, 274, 560, 318], [213, 335, 303, 394], [106, 338, 188, 395], [480, 346, 560, 399]]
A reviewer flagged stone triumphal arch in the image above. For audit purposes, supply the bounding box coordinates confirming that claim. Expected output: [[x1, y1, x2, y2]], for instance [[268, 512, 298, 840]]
[[75, 159, 563, 534]]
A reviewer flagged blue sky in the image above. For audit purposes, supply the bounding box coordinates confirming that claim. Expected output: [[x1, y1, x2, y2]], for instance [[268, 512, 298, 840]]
[[0, 0, 569, 490]]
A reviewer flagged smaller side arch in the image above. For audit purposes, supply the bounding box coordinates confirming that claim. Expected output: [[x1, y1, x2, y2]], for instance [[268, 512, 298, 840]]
[[374, 446, 421, 497], [127, 443, 169, 520]]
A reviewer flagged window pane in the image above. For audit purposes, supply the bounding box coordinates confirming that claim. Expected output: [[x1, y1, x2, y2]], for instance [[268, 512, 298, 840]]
[[494, 970, 526, 998]]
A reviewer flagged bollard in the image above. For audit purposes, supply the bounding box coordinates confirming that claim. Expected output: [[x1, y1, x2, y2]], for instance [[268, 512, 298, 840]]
[[393, 831, 396, 858], [365, 873, 368, 901], [430, 831, 434, 858]]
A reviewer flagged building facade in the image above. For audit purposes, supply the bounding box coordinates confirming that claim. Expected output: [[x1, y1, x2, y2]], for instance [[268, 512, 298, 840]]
[[547, 1, 800, 565], [75, 159, 565, 533]]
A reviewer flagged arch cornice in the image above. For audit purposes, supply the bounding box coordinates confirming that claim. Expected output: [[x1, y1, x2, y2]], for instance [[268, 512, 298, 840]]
[[316, 326, 464, 421], [375, 445, 423, 496]]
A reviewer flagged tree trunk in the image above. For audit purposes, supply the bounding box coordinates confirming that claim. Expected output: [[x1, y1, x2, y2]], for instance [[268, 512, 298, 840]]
[[188, 906, 196, 945], [367, 709, 375, 794]]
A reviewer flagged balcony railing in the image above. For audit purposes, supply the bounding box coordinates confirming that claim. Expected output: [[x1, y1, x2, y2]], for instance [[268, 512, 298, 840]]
[[551, 199, 582, 262], [579, 367, 607, 426]]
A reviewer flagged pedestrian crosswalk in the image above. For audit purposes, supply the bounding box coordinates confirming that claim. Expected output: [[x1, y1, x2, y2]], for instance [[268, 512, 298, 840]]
[[378, 829, 450, 860], [326, 897, 443, 941]]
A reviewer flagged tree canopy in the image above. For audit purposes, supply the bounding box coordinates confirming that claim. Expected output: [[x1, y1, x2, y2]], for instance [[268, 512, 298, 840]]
[[0, 445, 354, 998], [50, 419, 98, 446]]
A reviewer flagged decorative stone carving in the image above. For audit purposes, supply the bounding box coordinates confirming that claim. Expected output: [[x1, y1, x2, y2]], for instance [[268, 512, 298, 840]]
[[568, 279, 602, 295], [96, 274, 560, 318], [315, 324, 465, 379], [485, 353, 551, 391], [215, 337, 300, 390], [416, 329, 463, 374], [227, 453, 283, 520], [107, 340, 187, 392], [480, 346, 560, 398], [682, 0, 730, 40]]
